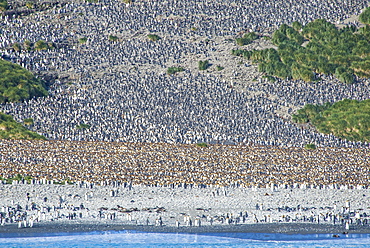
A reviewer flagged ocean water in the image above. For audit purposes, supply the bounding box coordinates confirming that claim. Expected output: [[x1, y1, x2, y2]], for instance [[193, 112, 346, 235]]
[[1, 231, 369, 247]]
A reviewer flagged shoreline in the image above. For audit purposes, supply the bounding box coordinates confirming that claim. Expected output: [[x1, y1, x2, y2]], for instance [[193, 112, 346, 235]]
[[1, 185, 370, 239], [1, 222, 370, 238]]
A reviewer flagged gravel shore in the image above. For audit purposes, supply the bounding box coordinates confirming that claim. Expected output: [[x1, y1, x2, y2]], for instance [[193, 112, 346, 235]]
[[1, 185, 370, 237]]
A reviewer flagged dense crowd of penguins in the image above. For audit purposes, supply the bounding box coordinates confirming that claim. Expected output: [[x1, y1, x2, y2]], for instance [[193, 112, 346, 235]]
[[0, 140, 369, 187], [0, 0, 369, 148]]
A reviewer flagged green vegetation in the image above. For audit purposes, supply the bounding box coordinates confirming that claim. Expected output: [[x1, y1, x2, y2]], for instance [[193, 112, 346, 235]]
[[0, 112, 46, 140], [13, 40, 54, 52], [292, 102, 333, 124], [147, 34, 161, 42], [108, 35, 118, 41], [0, 174, 33, 184], [359, 7, 370, 25], [34, 40, 49, 51], [198, 60, 209, 70], [23, 118, 34, 126], [262, 75, 276, 82], [48, 42, 55, 49], [232, 12, 370, 83], [26, 2, 35, 9], [305, 144, 317, 150], [216, 65, 224, 71], [86, 0, 99, 3], [293, 99, 370, 142], [0, 0, 8, 12], [12, 43, 21, 52], [78, 37, 88, 44], [123, 0, 132, 3], [167, 66, 184, 75], [196, 142, 208, 147], [231, 49, 253, 58], [24, 39, 32, 51], [235, 32, 258, 46], [76, 123, 91, 129], [292, 21, 303, 31], [0, 59, 48, 103], [64, 178, 74, 185]]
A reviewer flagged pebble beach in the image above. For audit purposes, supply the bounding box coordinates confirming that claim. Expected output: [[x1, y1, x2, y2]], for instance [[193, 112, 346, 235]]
[[1, 183, 370, 236]]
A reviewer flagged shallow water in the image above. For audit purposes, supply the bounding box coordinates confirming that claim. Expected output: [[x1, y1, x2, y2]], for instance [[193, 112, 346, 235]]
[[1, 231, 370, 247]]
